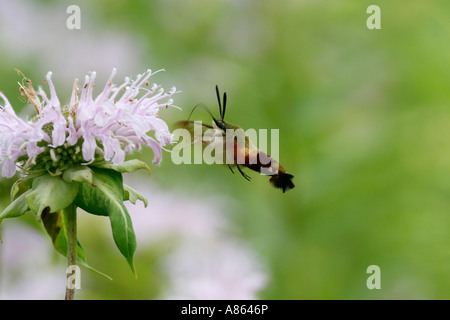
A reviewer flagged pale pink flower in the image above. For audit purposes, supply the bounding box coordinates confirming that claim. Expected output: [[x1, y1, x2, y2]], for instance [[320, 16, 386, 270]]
[[70, 69, 176, 165], [0, 69, 177, 177], [0, 92, 45, 177]]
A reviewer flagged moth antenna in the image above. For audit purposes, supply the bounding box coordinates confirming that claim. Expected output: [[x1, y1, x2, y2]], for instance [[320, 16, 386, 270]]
[[215, 85, 222, 120], [181, 103, 216, 130], [222, 92, 227, 120]]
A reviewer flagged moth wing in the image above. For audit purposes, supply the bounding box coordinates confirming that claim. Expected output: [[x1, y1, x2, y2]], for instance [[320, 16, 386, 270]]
[[174, 120, 225, 146]]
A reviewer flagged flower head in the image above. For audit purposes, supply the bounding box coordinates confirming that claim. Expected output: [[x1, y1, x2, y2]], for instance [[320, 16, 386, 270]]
[[0, 69, 177, 178]]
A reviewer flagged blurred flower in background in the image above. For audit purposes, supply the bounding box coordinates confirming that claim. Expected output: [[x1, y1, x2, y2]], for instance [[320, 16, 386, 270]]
[[0, 0, 144, 83], [125, 179, 269, 300], [160, 239, 267, 300], [162, 240, 268, 300], [129, 183, 229, 244], [0, 222, 63, 300]]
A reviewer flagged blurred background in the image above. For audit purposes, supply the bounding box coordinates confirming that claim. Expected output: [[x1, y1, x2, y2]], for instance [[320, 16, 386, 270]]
[[0, 0, 449, 299]]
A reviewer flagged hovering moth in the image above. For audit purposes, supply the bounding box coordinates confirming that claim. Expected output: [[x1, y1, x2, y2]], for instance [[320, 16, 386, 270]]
[[176, 86, 294, 193]]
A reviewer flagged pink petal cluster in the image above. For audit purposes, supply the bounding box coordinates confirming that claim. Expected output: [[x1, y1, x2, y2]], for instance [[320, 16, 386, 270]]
[[0, 69, 177, 178], [0, 93, 45, 177]]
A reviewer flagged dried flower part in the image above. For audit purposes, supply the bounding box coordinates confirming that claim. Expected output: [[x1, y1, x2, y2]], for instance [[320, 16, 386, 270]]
[[0, 69, 177, 178]]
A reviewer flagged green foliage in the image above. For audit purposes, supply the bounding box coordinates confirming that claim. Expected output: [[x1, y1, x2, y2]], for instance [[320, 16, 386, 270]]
[[92, 159, 152, 175], [62, 165, 94, 185], [124, 184, 148, 207], [26, 174, 79, 220], [74, 167, 137, 275], [0, 162, 150, 278], [0, 190, 32, 219], [41, 207, 112, 280]]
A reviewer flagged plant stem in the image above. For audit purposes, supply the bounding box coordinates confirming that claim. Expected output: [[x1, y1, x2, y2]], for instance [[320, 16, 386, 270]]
[[65, 204, 77, 300]]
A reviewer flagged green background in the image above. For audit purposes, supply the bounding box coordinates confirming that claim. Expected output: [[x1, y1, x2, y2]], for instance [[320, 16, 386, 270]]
[[0, 0, 449, 299]]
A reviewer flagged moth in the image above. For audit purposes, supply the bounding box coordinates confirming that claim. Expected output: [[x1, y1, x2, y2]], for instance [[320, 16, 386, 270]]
[[176, 86, 295, 193]]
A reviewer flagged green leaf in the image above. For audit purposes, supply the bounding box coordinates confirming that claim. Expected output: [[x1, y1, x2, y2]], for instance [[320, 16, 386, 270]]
[[124, 184, 148, 207], [26, 174, 79, 220], [91, 159, 151, 175], [0, 190, 32, 220], [10, 180, 21, 201], [74, 168, 137, 275], [10, 178, 33, 201], [63, 165, 93, 184], [41, 209, 112, 280]]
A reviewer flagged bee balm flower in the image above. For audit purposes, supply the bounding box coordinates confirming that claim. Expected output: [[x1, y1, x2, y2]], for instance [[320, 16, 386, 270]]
[[0, 69, 177, 178]]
